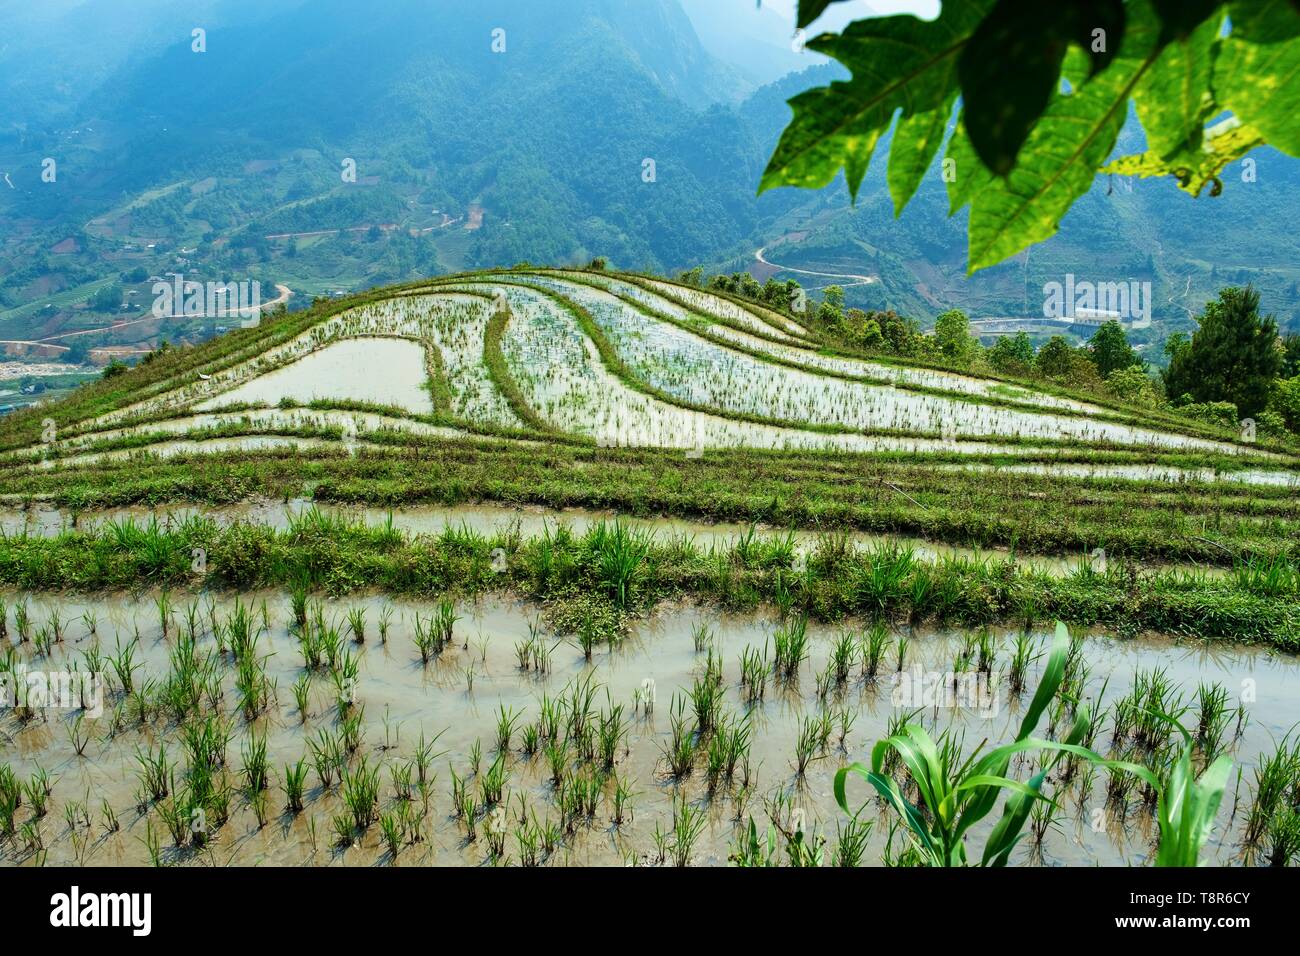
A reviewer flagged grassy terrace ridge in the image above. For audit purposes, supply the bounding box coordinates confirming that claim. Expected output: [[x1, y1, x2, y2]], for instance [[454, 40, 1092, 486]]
[[1, 514, 1296, 650], [431, 267, 1294, 452], [442, 275, 1254, 453], [0, 264, 1291, 456], [3, 411, 1294, 473], [1, 442, 1296, 567], [476, 270, 1247, 437]]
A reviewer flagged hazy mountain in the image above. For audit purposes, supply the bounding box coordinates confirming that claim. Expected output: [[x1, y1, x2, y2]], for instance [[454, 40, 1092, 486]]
[[0, 0, 1296, 357]]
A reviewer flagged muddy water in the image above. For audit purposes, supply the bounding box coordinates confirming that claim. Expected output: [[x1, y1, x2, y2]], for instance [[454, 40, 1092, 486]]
[[1, 590, 1294, 867], [0, 498, 1146, 578]]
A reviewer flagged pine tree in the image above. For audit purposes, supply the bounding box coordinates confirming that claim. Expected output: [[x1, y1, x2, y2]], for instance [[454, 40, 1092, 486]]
[[1163, 287, 1281, 418]]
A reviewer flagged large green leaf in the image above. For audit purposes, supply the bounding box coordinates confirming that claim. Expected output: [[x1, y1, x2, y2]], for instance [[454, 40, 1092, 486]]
[[796, 0, 863, 30], [760, 0, 992, 201], [1228, 0, 1300, 42], [887, 94, 957, 216], [1218, 3, 1300, 156], [1132, 9, 1222, 158], [965, 0, 1164, 272], [958, 0, 1127, 176], [1104, 117, 1264, 195]]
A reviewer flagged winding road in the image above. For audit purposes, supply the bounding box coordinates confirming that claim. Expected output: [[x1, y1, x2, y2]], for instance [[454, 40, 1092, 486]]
[[755, 246, 877, 288], [0, 284, 293, 355]]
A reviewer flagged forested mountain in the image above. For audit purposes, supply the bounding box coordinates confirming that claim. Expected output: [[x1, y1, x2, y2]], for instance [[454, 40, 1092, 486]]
[[1, 0, 1296, 359]]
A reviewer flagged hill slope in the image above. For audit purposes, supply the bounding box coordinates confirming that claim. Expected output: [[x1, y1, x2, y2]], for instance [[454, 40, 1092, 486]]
[[1, 268, 1297, 566]]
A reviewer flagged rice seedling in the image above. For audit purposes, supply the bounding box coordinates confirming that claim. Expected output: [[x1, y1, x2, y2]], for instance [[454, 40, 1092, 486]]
[[0, 597, 6, 640], [332, 814, 355, 848], [0, 768, 19, 837], [662, 694, 696, 779], [545, 739, 568, 787], [829, 631, 855, 685], [1008, 631, 1039, 693], [134, 744, 172, 804], [240, 731, 270, 794], [1264, 809, 1300, 867], [495, 704, 521, 752], [862, 622, 890, 679], [33, 623, 53, 656], [156, 590, 173, 639], [23, 766, 52, 819], [689, 673, 724, 736], [469, 739, 483, 776], [1194, 682, 1233, 763], [691, 622, 714, 652], [377, 604, 394, 642], [773, 616, 808, 679], [380, 811, 403, 858], [739, 644, 769, 703], [479, 752, 508, 806], [283, 758, 308, 814], [81, 609, 97, 638], [794, 711, 833, 777], [612, 774, 636, 825], [346, 606, 366, 643], [390, 760, 415, 802], [895, 631, 910, 672], [597, 701, 627, 769], [341, 757, 382, 831], [1245, 737, 1300, 846], [834, 816, 873, 867], [666, 790, 707, 866], [100, 799, 119, 834], [14, 600, 30, 643], [310, 729, 344, 789], [292, 674, 311, 721], [109, 637, 140, 695], [67, 714, 92, 757]]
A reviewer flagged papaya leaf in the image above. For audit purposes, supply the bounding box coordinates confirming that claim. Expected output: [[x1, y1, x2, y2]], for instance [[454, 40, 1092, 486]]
[[887, 93, 957, 216], [944, 114, 993, 215], [1218, 5, 1300, 156], [1227, 0, 1300, 42], [1151, 0, 1225, 42], [958, 0, 1126, 176], [760, 0, 991, 201], [965, 0, 1163, 273], [796, 0, 855, 31], [1103, 117, 1264, 196], [1132, 9, 1223, 158]]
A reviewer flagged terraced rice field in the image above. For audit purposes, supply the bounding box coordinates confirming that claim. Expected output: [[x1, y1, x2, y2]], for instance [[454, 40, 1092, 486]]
[[1, 268, 1298, 869]]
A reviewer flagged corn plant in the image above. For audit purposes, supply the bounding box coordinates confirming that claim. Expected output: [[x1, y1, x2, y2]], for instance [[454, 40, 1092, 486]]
[[834, 623, 1150, 867]]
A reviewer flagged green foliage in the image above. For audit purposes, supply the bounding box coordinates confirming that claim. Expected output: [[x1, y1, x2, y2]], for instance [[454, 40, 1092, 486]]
[[1088, 320, 1142, 378], [833, 622, 1151, 866], [772, 1, 1300, 272], [1267, 375, 1300, 433], [933, 308, 975, 362], [988, 332, 1035, 374], [1105, 364, 1164, 405], [1164, 286, 1283, 418]]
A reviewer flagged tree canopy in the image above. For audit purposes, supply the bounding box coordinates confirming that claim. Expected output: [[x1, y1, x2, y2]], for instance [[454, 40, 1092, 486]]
[[1163, 286, 1282, 418]]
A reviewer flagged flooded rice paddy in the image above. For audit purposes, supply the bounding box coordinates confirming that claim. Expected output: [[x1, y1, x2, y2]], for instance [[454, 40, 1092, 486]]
[[2, 576, 1295, 867]]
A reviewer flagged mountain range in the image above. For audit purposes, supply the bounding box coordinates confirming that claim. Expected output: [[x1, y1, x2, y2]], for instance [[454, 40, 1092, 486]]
[[1, 0, 1297, 363]]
